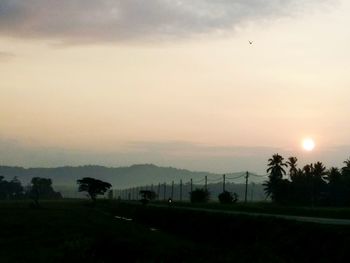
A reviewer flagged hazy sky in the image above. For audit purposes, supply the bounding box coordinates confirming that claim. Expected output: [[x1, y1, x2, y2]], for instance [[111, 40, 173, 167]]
[[1, 0, 350, 173]]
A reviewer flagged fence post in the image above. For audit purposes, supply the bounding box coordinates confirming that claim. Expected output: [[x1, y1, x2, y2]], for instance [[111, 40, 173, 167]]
[[171, 181, 174, 199], [245, 172, 249, 203], [223, 174, 226, 192], [163, 182, 167, 201], [180, 179, 183, 201]]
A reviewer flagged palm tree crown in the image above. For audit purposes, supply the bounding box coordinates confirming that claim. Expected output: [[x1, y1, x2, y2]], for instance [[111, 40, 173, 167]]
[[266, 154, 287, 179], [287, 156, 298, 179]]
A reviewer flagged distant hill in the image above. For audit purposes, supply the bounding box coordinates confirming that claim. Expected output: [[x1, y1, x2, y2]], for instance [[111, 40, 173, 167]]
[[0, 164, 236, 187], [0, 164, 266, 200]]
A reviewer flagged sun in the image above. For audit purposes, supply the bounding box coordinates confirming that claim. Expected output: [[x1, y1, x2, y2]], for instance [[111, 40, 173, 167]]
[[302, 138, 315, 151]]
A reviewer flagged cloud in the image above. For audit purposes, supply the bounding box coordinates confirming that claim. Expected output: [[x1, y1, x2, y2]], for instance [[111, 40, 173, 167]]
[[0, 0, 327, 43]]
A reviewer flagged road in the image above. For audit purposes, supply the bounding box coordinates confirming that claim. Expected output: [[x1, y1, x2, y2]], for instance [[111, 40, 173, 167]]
[[149, 204, 350, 226]]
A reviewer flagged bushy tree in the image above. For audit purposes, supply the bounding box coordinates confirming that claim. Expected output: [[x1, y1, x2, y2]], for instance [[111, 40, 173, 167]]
[[77, 177, 112, 201], [0, 176, 24, 199], [218, 191, 238, 204], [29, 177, 62, 206], [190, 188, 210, 203], [139, 190, 157, 205]]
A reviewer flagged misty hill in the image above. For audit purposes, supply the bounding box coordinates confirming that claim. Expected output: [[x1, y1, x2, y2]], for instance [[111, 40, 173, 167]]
[[0, 164, 266, 200], [0, 164, 237, 188]]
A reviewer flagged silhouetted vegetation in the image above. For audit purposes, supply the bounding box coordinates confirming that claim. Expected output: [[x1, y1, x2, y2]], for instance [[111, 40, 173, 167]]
[[77, 177, 112, 202], [190, 188, 210, 203], [218, 191, 238, 204], [0, 164, 217, 188], [139, 190, 157, 205], [28, 177, 62, 206], [0, 176, 24, 199], [264, 154, 350, 206], [114, 202, 350, 263]]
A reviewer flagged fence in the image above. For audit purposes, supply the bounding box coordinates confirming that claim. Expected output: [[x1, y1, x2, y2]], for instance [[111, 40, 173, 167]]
[[113, 172, 268, 202]]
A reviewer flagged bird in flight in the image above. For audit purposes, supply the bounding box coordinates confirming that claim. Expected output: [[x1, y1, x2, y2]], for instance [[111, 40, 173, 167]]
[[249, 41, 253, 45]]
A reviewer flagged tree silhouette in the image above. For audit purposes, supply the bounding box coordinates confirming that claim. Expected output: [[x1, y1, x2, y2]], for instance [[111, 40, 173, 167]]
[[287, 157, 298, 180], [340, 159, 350, 205], [139, 190, 157, 205], [342, 158, 350, 176], [0, 176, 24, 200], [264, 156, 350, 206], [312, 162, 327, 205], [327, 167, 342, 205], [327, 167, 341, 184], [313, 162, 327, 180], [190, 188, 210, 203], [29, 177, 62, 206], [263, 154, 287, 202], [218, 191, 238, 204], [77, 177, 112, 202]]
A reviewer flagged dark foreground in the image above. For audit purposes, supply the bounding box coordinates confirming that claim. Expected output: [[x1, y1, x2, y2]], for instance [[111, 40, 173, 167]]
[[1, 200, 350, 263]]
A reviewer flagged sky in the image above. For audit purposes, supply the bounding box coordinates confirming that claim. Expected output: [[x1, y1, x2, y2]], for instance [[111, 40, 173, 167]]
[[1, 0, 350, 173]]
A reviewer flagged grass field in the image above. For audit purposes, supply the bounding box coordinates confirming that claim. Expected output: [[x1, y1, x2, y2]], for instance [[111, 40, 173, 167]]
[[1, 199, 350, 262], [147, 200, 350, 219], [0, 200, 199, 262]]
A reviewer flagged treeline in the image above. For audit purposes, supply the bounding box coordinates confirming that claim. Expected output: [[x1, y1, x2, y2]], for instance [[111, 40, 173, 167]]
[[0, 176, 62, 201], [264, 154, 350, 206]]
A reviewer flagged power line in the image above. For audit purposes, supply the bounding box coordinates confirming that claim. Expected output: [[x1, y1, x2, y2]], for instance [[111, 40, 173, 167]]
[[193, 178, 205, 184], [249, 173, 269, 178], [226, 174, 246, 180], [207, 176, 222, 182]]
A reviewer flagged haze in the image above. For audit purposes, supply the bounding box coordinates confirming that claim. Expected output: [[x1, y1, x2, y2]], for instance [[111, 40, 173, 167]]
[[1, 0, 349, 173]]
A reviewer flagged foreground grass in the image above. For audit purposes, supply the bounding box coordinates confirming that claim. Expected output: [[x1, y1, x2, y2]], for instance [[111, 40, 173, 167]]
[[108, 201, 350, 263], [0, 200, 198, 263], [141, 200, 350, 219], [2, 199, 350, 262]]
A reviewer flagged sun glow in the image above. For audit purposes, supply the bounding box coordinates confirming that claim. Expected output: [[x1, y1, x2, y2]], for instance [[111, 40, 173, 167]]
[[302, 138, 315, 151]]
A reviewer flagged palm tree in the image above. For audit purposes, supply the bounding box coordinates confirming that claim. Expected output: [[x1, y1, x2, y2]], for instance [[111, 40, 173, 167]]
[[266, 154, 287, 178], [327, 167, 341, 184], [313, 162, 327, 180], [344, 158, 350, 167], [342, 158, 350, 176], [303, 164, 314, 178], [287, 157, 298, 180], [264, 154, 287, 201]]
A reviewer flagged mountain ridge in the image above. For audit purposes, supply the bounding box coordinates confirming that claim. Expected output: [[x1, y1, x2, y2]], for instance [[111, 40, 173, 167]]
[[0, 164, 251, 188]]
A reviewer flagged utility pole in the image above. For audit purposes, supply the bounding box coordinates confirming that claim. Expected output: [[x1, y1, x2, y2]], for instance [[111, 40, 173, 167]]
[[190, 178, 193, 194], [205, 176, 208, 191], [180, 179, 183, 201], [163, 182, 166, 201], [244, 171, 249, 203], [157, 183, 161, 201], [223, 174, 226, 192], [171, 181, 174, 199]]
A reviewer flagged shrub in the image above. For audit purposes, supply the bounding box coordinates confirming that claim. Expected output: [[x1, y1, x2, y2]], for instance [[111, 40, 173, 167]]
[[190, 188, 210, 203], [139, 190, 157, 205], [218, 191, 238, 204]]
